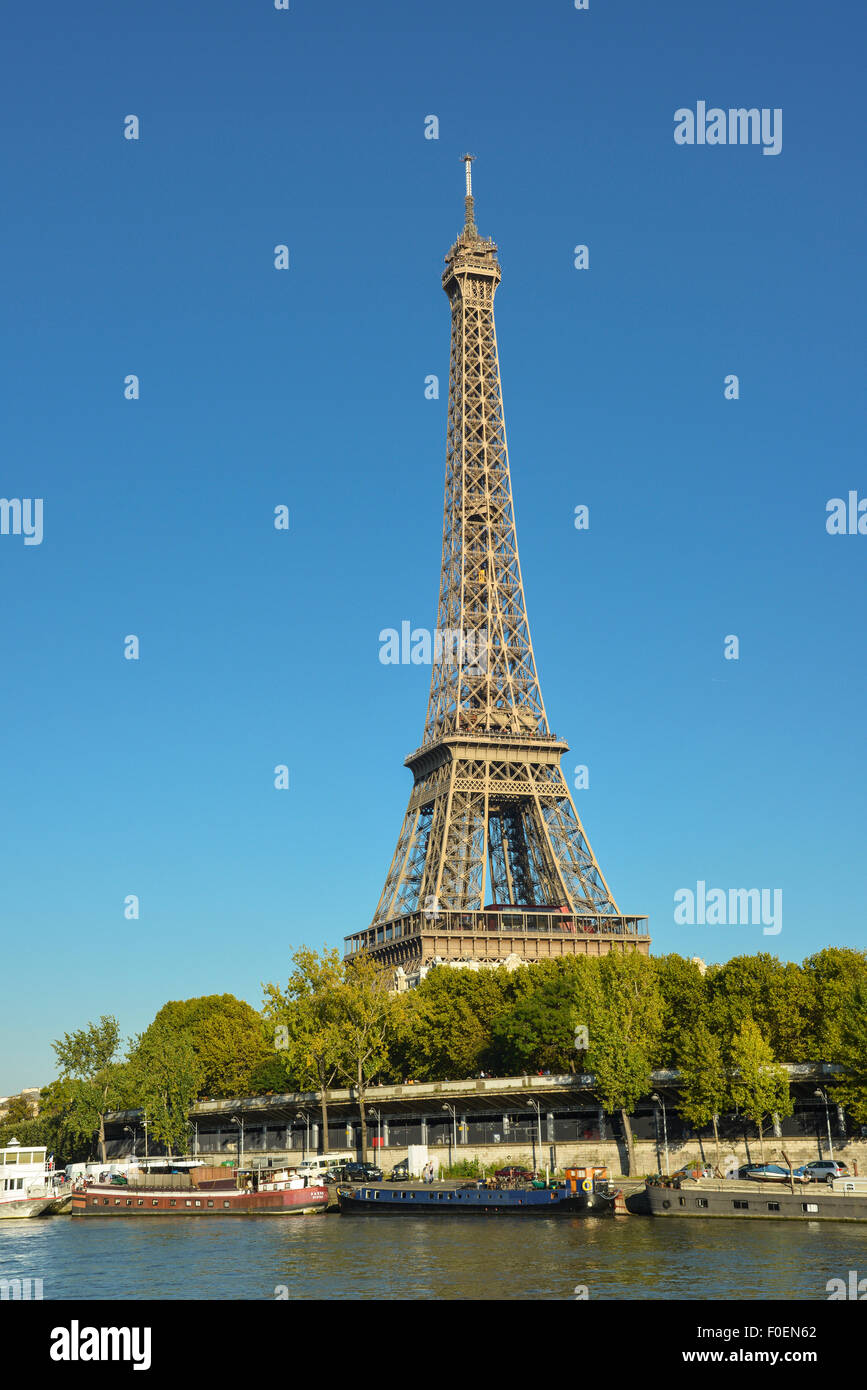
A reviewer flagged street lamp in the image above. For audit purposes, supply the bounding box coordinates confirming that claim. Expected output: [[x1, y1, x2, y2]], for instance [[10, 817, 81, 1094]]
[[142, 1113, 149, 1162], [651, 1093, 670, 1177], [815, 1089, 834, 1161], [231, 1115, 245, 1170], [526, 1098, 543, 1165], [442, 1103, 457, 1153], [295, 1110, 310, 1161], [123, 1125, 137, 1158], [187, 1119, 198, 1158], [370, 1107, 382, 1155]]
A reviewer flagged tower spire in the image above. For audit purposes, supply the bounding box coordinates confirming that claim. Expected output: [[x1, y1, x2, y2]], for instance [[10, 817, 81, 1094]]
[[461, 152, 476, 233]]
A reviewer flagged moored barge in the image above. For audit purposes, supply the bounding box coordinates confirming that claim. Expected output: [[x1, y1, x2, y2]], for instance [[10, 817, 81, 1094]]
[[641, 1176, 867, 1223], [71, 1165, 328, 1217], [338, 1168, 618, 1217]]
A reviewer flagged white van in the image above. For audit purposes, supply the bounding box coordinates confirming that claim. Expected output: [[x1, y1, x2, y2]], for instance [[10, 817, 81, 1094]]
[[294, 1152, 354, 1180]]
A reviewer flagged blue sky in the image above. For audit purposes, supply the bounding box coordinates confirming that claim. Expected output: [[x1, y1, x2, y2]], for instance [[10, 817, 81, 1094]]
[[1, 0, 864, 1092]]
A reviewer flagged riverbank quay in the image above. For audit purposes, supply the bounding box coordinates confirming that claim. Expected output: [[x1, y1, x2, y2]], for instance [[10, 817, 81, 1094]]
[[102, 1064, 861, 1178]]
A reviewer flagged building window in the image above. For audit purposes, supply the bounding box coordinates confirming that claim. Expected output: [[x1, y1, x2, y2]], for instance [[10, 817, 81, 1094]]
[[733, 1200, 749, 1210]]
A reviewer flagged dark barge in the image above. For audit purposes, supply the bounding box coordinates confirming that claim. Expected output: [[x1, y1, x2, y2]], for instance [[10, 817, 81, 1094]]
[[641, 1177, 867, 1223]]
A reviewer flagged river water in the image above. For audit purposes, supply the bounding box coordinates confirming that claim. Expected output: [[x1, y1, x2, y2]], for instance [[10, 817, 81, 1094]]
[[3, 1213, 867, 1300]]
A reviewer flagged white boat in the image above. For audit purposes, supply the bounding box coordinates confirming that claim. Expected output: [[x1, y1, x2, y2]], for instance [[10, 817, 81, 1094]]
[[0, 1142, 67, 1219]]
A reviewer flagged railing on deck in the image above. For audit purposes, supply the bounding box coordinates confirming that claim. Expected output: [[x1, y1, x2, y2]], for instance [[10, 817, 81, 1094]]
[[345, 908, 649, 956]]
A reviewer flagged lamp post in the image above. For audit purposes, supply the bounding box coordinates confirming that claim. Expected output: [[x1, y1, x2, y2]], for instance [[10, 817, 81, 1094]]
[[442, 1103, 457, 1158], [295, 1110, 310, 1161], [815, 1089, 834, 1161], [142, 1113, 149, 1162], [123, 1125, 137, 1159], [370, 1107, 382, 1156], [526, 1098, 543, 1168], [187, 1119, 198, 1158], [651, 1093, 670, 1176], [231, 1115, 245, 1170]]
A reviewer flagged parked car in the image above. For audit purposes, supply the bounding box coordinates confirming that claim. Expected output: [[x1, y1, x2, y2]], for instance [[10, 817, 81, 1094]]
[[343, 1163, 383, 1183], [672, 1164, 714, 1180], [389, 1160, 410, 1181], [493, 1166, 534, 1182], [802, 1160, 850, 1184], [744, 1163, 809, 1183]]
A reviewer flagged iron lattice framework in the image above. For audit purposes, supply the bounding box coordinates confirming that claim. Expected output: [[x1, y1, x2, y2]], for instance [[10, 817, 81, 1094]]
[[369, 159, 638, 942]]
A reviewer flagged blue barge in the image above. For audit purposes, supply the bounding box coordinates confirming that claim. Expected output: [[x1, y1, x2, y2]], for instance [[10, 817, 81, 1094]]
[[337, 1169, 617, 1217]]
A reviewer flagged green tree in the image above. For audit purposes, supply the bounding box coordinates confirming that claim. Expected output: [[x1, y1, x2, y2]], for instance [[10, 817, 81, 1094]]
[[144, 994, 275, 1098], [489, 957, 593, 1074], [262, 947, 346, 1152], [335, 953, 394, 1163], [829, 980, 867, 1124], [706, 954, 811, 1061], [392, 967, 512, 1081], [653, 955, 709, 1068], [584, 953, 663, 1177], [127, 1022, 201, 1156], [802, 948, 867, 1061], [676, 1022, 729, 1168], [52, 1015, 127, 1163], [729, 1018, 792, 1162]]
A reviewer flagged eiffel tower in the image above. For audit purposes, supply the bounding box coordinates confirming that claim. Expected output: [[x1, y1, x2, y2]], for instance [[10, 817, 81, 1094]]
[[346, 158, 649, 979]]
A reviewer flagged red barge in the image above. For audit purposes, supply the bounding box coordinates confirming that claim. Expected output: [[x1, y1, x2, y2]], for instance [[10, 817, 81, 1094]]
[[70, 1165, 328, 1217]]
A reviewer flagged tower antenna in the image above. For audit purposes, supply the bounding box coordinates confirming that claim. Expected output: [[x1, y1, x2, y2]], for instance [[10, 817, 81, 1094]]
[[461, 152, 476, 232]]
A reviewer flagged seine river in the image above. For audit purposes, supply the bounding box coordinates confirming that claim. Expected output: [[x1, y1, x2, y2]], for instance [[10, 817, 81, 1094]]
[[4, 1214, 867, 1300]]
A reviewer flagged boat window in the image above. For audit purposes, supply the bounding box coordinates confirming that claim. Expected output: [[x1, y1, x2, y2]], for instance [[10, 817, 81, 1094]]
[[223, 1201, 231, 1208], [185, 1200, 192, 1207], [195, 1200, 201, 1207], [678, 1197, 685, 1206], [207, 1200, 214, 1207], [92, 1198, 99, 1206], [152, 1200, 159, 1207], [802, 1203, 818, 1213], [138, 1200, 145, 1206], [733, 1200, 749, 1209], [103, 1199, 109, 1205], [695, 1198, 708, 1208], [114, 1199, 121, 1205], [768, 1202, 780, 1212], [126, 1199, 133, 1206], [170, 1200, 176, 1207]]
